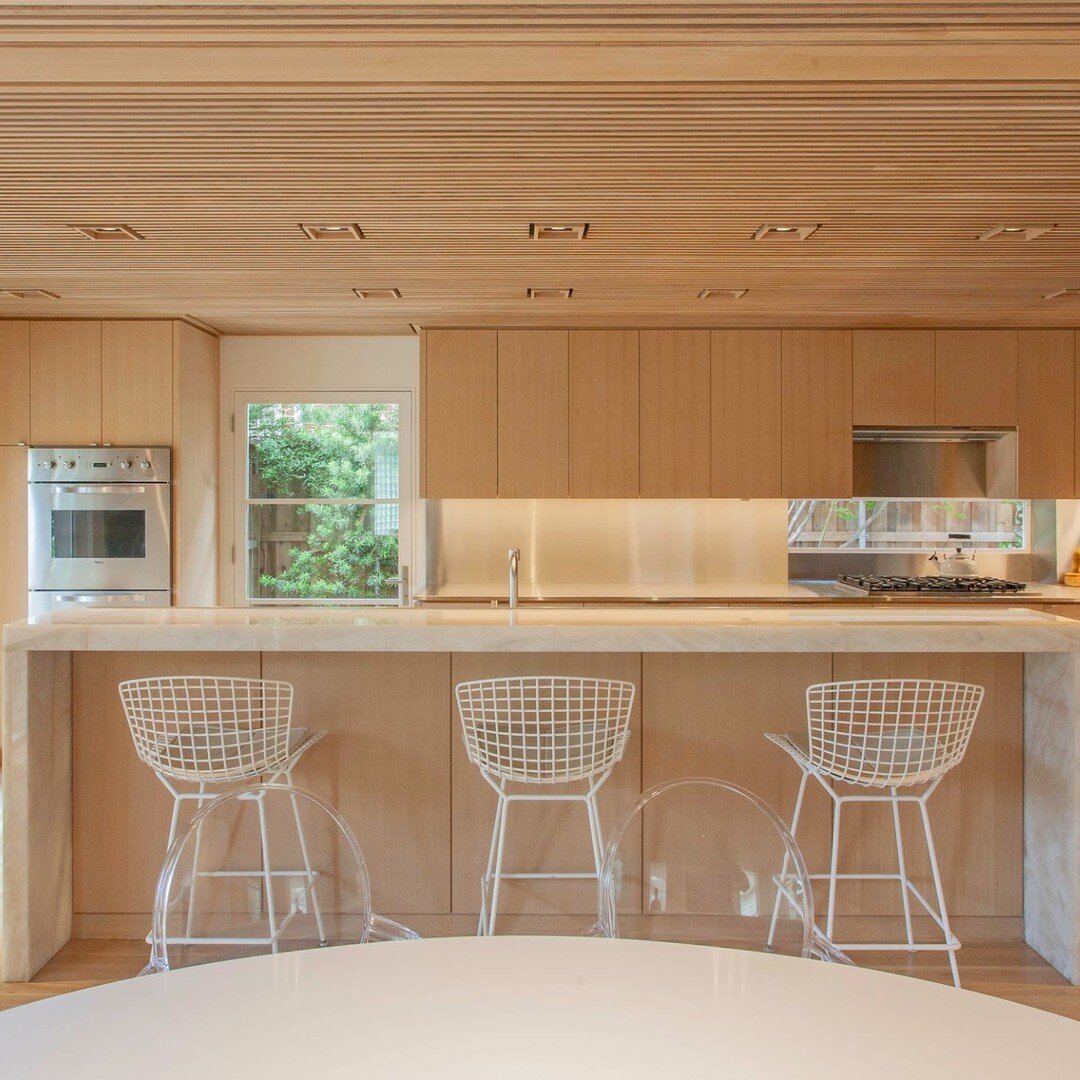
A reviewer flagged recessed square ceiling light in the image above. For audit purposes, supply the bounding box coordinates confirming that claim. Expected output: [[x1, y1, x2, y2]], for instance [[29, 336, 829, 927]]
[[300, 223, 365, 241], [698, 288, 748, 299], [409, 323, 422, 334], [752, 224, 819, 241], [1043, 288, 1079, 300], [2, 289, 59, 299], [979, 224, 1054, 242], [70, 224, 145, 241], [527, 287, 573, 299], [529, 223, 588, 240], [353, 288, 402, 299]]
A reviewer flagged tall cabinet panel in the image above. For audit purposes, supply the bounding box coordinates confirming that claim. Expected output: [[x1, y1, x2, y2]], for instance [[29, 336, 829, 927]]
[[568, 330, 639, 497], [29, 321, 103, 446], [1017, 329, 1074, 499], [102, 321, 174, 446], [711, 329, 782, 497], [0, 321, 30, 445], [0, 446, 28, 720], [780, 329, 852, 498], [639, 329, 711, 498], [852, 329, 935, 427], [935, 329, 1018, 427], [422, 329, 498, 498], [497, 330, 569, 498]]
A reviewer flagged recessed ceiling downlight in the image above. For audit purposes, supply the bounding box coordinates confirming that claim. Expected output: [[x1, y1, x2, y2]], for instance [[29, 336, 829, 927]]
[[300, 223, 365, 240], [529, 223, 588, 240], [353, 288, 402, 299], [70, 224, 145, 241], [527, 287, 573, 299], [752, 224, 819, 241], [979, 224, 1054, 242]]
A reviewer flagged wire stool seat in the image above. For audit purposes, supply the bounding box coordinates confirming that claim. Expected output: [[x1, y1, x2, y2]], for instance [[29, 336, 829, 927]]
[[456, 675, 635, 935], [119, 675, 328, 952], [766, 679, 984, 987]]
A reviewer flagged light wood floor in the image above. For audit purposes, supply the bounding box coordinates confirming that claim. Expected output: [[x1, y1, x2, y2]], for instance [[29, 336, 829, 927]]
[[2, 936, 1078, 1021]]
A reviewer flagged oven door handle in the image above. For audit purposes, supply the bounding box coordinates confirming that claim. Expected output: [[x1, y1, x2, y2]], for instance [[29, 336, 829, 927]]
[[56, 485, 149, 495]]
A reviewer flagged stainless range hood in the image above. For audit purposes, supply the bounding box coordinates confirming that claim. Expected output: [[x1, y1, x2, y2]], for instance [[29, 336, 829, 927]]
[[852, 427, 1017, 497]]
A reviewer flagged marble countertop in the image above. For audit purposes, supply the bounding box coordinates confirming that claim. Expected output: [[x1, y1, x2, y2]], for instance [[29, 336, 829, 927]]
[[5, 604, 1080, 654], [415, 580, 1080, 604]]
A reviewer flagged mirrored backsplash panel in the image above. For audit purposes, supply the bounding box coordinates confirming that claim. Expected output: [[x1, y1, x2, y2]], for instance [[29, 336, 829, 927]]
[[425, 499, 789, 587]]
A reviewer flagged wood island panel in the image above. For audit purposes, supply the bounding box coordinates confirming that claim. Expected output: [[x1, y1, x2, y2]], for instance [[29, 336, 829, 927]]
[[263, 652, 452, 914], [71, 652, 260, 918], [450, 652, 642, 916], [830, 653, 1023, 919]]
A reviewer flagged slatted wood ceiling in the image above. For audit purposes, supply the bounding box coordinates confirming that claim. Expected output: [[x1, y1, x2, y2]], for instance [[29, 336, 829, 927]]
[[1, 3, 1079, 334]]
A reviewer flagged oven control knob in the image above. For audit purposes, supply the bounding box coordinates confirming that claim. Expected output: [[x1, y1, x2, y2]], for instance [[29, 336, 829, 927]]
[[118, 459, 132, 470], [36, 460, 56, 470], [63, 460, 76, 470], [138, 460, 152, 471]]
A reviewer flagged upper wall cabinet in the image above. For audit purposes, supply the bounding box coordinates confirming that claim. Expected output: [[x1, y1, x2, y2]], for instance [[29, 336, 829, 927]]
[[102, 321, 174, 446], [852, 329, 935, 427], [780, 329, 853, 498], [711, 329, 782, 498], [935, 329, 1018, 427], [497, 330, 569, 498], [0, 321, 30, 444], [1015, 329, 1075, 500], [639, 329, 711, 498], [569, 330, 639, 497], [422, 329, 498, 498], [29, 321, 103, 446]]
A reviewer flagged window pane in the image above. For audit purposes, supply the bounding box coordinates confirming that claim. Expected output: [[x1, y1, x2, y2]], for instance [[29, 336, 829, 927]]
[[788, 499, 1027, 551], [248, 503, 398, 600], [247, 403, 400, 499]]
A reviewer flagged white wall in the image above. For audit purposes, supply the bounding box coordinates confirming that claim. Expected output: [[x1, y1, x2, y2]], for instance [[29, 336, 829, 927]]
[[218, 336, 420, 604]]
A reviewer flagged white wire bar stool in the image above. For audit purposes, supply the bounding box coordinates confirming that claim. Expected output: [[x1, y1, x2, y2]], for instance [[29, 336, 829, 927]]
[[119, 675, 327, 951], [766, 679, 984, 987], [594, 776, 850, 962], [456, 675, 635, 935], [141, 783, 418, 974]]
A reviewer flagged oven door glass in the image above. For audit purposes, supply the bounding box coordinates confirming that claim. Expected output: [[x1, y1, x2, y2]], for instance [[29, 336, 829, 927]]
[[29, 484, 171, 592]]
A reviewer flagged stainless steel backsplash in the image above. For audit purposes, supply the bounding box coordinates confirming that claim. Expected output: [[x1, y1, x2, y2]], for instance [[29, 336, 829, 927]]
[[424, 499, 790, 586]]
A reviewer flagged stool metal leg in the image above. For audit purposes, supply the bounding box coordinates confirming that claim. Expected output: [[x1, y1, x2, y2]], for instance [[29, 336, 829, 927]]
[[286, 770, 328, 946], [486, 793, 511, 936], [890, 788, 916, 952], [767, 769, 809, 949], [918, 797, 961, 988], [826, 796, 843, 942], [185, 781, 208, 939], [255, 791, 280, 954]]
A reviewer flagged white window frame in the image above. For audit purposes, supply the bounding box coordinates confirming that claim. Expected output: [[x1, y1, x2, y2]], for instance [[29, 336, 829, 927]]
[[232, 390, 414, 606]]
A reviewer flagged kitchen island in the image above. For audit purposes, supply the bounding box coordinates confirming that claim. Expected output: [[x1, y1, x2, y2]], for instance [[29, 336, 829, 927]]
[[4, 605, 1080, 984]]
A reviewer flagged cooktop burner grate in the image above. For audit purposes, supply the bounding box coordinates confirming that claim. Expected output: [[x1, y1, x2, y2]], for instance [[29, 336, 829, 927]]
[[835, 574, 1029, 596]]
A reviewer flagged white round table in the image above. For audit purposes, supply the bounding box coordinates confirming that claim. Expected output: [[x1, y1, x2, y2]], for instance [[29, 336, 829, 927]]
[[1, 937, 1076, 1078]]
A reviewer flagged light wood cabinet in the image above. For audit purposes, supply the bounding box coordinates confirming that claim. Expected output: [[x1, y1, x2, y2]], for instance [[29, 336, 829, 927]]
[[497, 330, 569, 497], [1017, 329, 1075, 499], [712, 329, 782, 497], [935, 329, 1018, 427], [569, 330, 639, 497], [0, 320, 30, 444], [639, 330, 711, 498], [29, 321, 103, 445], [852, 329, 935, 426], [421, 329, 498, 498], [780, 329, 853, 497], [101, 321, 174, 446], [0, 446, 28, 727]]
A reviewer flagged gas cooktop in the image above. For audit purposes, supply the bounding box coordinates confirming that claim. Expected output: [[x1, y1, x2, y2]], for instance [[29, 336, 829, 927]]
[[835, 574, 1033, 597]]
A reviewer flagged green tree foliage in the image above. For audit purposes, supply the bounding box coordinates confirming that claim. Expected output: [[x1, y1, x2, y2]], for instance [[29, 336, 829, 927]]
[[248, 403, 399, 599]]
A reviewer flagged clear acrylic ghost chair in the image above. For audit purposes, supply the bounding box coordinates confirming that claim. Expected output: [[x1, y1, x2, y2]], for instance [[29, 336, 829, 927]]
[[594, 776, 849, 963], [457, 676, 635, 935], [141, 783, 418, 974], [766, 679, 984, 988]]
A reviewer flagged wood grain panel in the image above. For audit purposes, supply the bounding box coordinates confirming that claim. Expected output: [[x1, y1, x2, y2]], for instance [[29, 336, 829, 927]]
[[780, 329, 853, 497], [829, 653, 1023, 918], [172, 322, 219, 607], [639, 329, 711, 498], [852, 329, 936, 427], [935, 330, 1018, 427], [0, 446, 27, 731], [568, 330, 639, 497], [29, 321, 102, 446], [1017, 329, 1075, 498], [101, 320, 174, 446], [0, 320, 30, 445], [497, 329, 568, 498], [422, 328, 498, 498], [451, 652, 641, 916], [711, 329, 782, 498], [71, 651, 260, 916], [642, 653, 835, 907], [263, 653, 452, 914]]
